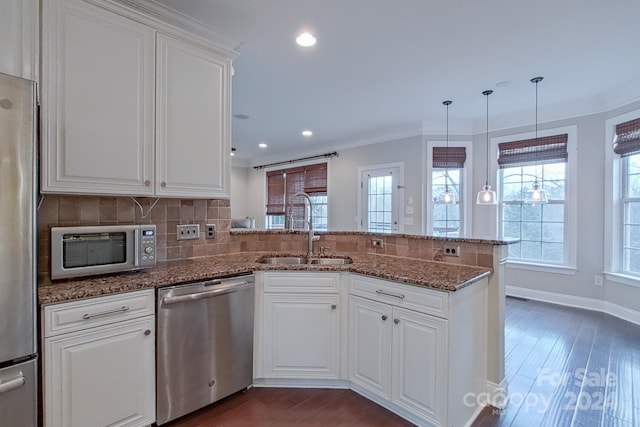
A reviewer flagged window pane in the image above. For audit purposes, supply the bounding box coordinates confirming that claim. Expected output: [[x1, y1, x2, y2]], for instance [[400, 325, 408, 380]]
[[542, 243, 564, 263], [628, 174, 640, 198], [543, 223, 564, 243], [431, 167, 463, 237], [499, 161, 566, 265], [521, 241, 542, 260]]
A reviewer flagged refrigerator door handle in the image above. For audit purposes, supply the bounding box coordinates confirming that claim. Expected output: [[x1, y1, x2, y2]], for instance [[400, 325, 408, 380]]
[[0, 373, 26, 395]]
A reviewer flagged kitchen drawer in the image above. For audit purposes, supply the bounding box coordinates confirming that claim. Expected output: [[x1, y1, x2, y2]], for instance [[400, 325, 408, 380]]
[[42, 289, 155, 337], [263, 272, 340, 293], [349, 274, 449, 319]]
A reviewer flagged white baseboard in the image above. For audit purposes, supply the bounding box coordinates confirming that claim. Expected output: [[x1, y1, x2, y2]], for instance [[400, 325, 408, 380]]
[[252, 377, 350, 389], [485, 378, 509, 409], [506, 286, 640, 326]]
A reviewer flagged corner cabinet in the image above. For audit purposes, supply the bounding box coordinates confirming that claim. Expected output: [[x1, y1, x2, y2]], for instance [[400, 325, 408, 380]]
[[42, 289, 156, 427], [348, 274, 488, 427], [40, 0, 233, 198]]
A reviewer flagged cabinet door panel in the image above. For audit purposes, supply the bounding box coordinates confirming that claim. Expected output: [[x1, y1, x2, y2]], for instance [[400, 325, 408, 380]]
[[263, 294, 339, 378], [349, 296, 392, 399], [392, 307, 446, 425], [41, 0, 155, 195], [44, 317, 155, 427], [156, 34, 231, 198]]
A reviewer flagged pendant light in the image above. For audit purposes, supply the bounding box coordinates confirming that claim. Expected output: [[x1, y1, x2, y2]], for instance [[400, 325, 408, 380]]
[[440, 100, 455, 204], [477, 90, 497, 205], [524, 76, 548, 205]]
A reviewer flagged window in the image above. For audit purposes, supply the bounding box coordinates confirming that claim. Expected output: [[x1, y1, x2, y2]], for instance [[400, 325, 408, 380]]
[[498, 134, 569, 265], [431, 146, 466, 237], [265, 163, 328, 230], [614, 117, 640, 276], [425, 141, 472, 237], [359, 165, 402, 233]]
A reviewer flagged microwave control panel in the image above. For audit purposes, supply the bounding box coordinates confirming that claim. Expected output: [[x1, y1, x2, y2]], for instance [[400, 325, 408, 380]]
[[140, 226, 157, 266]]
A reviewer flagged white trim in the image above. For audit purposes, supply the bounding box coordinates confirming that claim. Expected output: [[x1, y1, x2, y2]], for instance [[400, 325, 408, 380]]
[[485, 378, 509, 409], [603, 271, 640, 289], [604, 108, 640, 278], [492, 125, 578, 268], [357, 162, 405, 233], [252, 378, 350, 389], [423, 139, 474, 236], [505, 261, 577, 275], [506, 286, 640, 326]]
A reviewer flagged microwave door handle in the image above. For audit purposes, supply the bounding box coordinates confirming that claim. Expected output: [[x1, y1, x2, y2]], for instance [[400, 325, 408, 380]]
[[134, 228, 140, 266]]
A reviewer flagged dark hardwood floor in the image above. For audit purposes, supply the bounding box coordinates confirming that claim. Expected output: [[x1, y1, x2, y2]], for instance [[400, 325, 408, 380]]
[[167, 297, 640, 427]]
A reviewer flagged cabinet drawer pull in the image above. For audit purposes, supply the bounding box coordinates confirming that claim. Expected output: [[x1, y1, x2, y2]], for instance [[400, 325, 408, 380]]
[[144, 180, 151, 186], [161, 181, 167, 187], [394, 318, 400, 325], [144, 329, 151, 336], [375, 290, 405, 300], [82, 306, 129, 320], [331, 304, 337, 310], [381, 315, 388, 321]]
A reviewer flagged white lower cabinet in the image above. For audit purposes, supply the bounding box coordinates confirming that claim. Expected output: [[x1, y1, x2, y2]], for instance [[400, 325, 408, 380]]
[[43, 289, 155, 427], [349, 295, 446, 425], [255, 272, 344, 384], [348, 274, 487, 427]]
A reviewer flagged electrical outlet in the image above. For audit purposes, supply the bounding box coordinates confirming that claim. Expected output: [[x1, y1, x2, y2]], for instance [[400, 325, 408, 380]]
[[594, 275, 603, 287], [371, 238, 384, 248], [176, 224, 200, 240], [206, 224, 216, 239], [443, 245, 460, 257]]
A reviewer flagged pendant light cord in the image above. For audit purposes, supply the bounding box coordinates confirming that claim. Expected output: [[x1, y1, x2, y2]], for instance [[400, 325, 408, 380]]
[[443, 100, 452, 192], [482, 90, 493, 186]]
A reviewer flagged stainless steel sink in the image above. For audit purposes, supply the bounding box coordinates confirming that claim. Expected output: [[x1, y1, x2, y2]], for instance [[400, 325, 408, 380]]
[[256, 256, 308, 265], [308, 257, 352, 265], [255, 256, 352, 265]]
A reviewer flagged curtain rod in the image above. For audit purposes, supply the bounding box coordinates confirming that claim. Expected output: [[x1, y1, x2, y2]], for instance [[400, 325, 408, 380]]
[[253, 151, 338, 170]]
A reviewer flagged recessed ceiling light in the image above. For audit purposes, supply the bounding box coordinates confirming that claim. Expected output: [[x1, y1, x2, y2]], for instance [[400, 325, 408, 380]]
[[234, 114, 250, 120], [302, 130, 313, 137], [258, 143, 268, 148], [296, 32, 316, 47]]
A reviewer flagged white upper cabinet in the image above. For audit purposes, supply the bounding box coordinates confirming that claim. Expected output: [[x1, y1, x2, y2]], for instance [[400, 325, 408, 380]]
[[40, 0, 234, 198], [0, 0, 38, 80], [155, 34, 231, 198]]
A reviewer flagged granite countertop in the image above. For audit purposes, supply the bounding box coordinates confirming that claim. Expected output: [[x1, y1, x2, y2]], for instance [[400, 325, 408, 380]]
[[37, 252, 491, 305]]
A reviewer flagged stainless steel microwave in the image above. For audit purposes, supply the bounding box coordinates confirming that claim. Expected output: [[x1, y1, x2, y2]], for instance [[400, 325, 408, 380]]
[[50, 224, 157, 280]]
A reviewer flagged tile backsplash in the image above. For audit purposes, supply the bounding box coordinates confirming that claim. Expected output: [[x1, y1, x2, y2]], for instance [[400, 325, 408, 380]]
[[38, 195, 231, 283]]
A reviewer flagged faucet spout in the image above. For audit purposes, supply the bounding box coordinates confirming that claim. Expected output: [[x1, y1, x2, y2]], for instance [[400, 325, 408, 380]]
[[291, 192, 316, 257]]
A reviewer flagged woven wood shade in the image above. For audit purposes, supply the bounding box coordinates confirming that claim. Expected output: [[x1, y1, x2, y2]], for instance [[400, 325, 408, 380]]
[[265, 163, 327, 229], [613, 117, 640, 157], [432, 146, 466, 168], [498, 134, 568, 169]]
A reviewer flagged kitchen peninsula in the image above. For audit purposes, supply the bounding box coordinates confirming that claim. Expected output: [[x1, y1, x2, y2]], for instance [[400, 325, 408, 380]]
[[39, 230, 511, 427]]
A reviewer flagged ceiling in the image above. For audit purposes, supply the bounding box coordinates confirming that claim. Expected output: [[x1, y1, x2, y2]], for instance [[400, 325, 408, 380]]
[[151, 0, 640, 164]]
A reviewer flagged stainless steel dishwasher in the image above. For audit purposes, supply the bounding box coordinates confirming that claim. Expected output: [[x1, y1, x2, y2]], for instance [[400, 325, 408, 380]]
[[156, 275, 255, 425]]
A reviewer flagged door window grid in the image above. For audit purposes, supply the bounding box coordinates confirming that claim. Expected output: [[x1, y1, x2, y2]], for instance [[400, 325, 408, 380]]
[[367, 175, 393, 233], [500, 163, 566, 264], [622, 154, 640, 274], [432, 168, 462, 237]]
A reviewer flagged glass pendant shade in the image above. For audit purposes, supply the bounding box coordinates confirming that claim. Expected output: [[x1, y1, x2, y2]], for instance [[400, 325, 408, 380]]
[[476, 184, 497, 205], [441, 189, 455, 204], [524, 181, 548, 205]]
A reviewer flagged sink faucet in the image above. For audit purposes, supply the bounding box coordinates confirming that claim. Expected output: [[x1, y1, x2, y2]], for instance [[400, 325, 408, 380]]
[[291, 192, 320, 257]]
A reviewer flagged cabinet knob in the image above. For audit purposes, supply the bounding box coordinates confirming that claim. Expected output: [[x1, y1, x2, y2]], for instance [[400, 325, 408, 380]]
[[393, 318, 400, 325], [144, 180, 150, 186], [331, 304, 337, 310], [144, 329, 151, 336], [161, 181, 167, 187], [381, 315, 388, 321]]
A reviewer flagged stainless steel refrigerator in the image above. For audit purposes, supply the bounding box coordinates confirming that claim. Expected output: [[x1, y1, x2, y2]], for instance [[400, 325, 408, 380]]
[[0, 72, 38, 426]]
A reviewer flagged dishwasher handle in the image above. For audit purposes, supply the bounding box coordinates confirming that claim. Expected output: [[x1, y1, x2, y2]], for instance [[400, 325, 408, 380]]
[[161, 280, 253, 306]]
